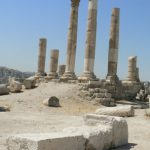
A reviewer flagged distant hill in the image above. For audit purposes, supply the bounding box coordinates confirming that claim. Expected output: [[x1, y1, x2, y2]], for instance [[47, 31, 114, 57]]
[[0, 66, 35, 84]]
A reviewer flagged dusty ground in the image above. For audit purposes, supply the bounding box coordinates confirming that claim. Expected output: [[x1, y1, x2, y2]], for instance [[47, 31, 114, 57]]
[[0, 82, 150, 150]]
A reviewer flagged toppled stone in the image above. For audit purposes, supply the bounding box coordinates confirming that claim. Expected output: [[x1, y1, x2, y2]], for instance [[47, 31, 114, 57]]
[[43, 96, 60, 107], [0, 84, 9, 95], [145, 109, 150, 117], [0, 105, 10, 112], [7, 114, 128, 150], [84, 114, 128, 147], [8, 78, 22, 93], [95, 98, 115, 107], [95, 106, 134, 117], [63, 125, 112, 150], [23, 77, 36, 89], [7, 133, 86, 150]]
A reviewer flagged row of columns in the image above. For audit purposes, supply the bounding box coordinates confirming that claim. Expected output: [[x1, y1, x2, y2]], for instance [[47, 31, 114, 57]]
[[36, 40, 66, 78], [36, 0, 140, 83]]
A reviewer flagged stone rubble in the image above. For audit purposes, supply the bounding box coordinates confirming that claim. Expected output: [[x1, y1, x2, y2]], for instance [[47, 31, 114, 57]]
[[43, 96, 60, 107], [7, 114, 128, 150], [0, 84, 9, 95], [95, 105, 134, 117]]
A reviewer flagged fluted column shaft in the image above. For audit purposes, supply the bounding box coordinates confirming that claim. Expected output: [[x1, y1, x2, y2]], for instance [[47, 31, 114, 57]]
[[64, 0, 80, 79], [48, 49, 59, 79], [127, 56, 137, 81], [58, 65, 66, 76], [84, 0, 97, 73], [79, 0, 98, 81], [107, 8, 120, 81], [37, 38, 47, 76]]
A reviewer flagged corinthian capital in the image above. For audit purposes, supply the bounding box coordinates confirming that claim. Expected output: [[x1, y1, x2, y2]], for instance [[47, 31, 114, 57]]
[[71, 0, 80, 7]]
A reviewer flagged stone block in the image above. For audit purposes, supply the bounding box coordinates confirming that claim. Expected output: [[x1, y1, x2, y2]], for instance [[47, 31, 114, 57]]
[[23, 77, 36, 89], [63, 125, 112, 150], [7, 133, 86, 150], [0, 84, 9, 95], [84, 114, 128, 147], [95, 106, 134, 117], [95, 98, 115, 106], [9, 81, 22, 93], [94, 93, 111, 98], [43, 96, 60, 107]]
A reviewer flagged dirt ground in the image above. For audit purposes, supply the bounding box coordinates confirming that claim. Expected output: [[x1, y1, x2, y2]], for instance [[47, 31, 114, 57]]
[[0, 82, 150, 150]]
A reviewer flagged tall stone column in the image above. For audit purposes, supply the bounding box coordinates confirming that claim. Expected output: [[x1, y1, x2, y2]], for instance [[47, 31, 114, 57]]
[[78, 0, 98, 81], [62, 0, 80, 80], [106, 8, 120, 82], [36, 38, 47, 76], [127, 56, 137, 82], [48, 49, 59, 79], [58, 65, 66, 77], [136, 67, 140, 82]]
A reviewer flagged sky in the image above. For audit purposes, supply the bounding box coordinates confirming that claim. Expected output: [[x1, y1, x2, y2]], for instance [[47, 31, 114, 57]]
[[0, 0, 150, 81]]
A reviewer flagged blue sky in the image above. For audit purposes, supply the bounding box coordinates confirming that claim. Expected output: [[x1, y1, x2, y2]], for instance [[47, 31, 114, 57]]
[[0, 0, 149, 81]]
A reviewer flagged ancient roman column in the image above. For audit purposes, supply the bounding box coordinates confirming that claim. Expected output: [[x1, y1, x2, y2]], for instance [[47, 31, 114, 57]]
[[106, 8, 120, 82], [62, 0, 80, 80], [78, 0, 98, 81], [127, 56, 137, 82], [48, 49, 59, 79], [36, 38, 47, 76], [136, 67, 140, 82], [58, 65, 66, 77]]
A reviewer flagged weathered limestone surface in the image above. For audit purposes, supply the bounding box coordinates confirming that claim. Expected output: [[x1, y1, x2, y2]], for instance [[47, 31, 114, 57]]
[[79, 82, 115, 106], [121, 56, 141, 99], [36, 38, 47, 76], [8, 77, 22, 93], [106, 8, 120, 83], [23, 77, 36, 89], [7, 133, 86, 150], [58, 65, 66, 77], [95, 106, 134, 117], [47, 49, 59, 80], [7, 114, 128, 150], [62, 0, 80, 80], [0, 84, 9, 95], [43, 96, 60, 107], [126, 56, 138, 82], [122, 81, 142, 100], [78, 0, 98, 81], [84, 114, 128, 147], [63, 125, 112, 150]]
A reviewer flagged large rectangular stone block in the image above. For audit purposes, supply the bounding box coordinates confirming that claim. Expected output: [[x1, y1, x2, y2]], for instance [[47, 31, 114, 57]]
[[84, 114, 128, 147], [7, 133, 85, 150]]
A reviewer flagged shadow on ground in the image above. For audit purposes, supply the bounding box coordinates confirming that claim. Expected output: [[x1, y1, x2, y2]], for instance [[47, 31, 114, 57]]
[[111, 143, 137, 150]]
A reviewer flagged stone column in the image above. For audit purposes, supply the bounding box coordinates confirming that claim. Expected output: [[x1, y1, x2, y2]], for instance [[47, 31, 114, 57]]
[[48, 49, 59, 79], [58, 65, 66, 77], [36, 38, 47, 76], [136, 67, 140, 82], [62, 0, 80, 80], [127, 56, 137, 82], [106, 8, 120, 82], [78, 0, 98, 81]]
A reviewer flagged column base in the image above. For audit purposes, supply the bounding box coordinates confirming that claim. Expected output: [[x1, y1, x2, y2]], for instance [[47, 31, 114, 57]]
[[78, 72, 99, 82], [122, 79, 139, 84], [35, 72, 47, 77], [60, 72, 77, 81], [106, 75, 119, 84], [45, 72, 58, 81]]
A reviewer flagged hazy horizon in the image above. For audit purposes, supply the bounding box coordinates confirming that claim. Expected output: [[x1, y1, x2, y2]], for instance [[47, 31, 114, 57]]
[[0, 0, 150, 81]]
